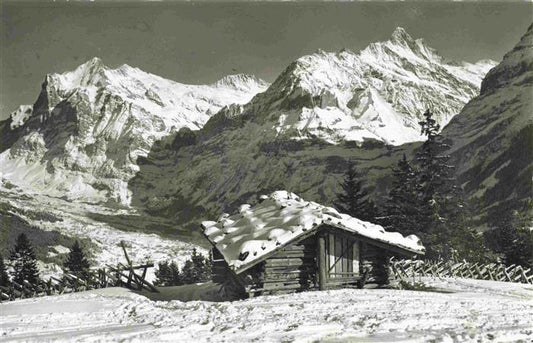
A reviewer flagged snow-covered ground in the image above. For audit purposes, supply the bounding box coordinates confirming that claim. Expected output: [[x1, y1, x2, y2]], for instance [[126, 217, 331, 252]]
[[1, 277, 531, 342]]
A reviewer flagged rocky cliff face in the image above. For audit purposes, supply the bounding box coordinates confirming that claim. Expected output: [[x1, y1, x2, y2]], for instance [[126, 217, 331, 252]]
[[442, 23, 533, 229], [0, 58, 269, 204]]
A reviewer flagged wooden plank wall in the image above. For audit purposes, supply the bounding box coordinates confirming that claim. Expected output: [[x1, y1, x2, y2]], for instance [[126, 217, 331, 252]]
[[257, 236, 317, 295]]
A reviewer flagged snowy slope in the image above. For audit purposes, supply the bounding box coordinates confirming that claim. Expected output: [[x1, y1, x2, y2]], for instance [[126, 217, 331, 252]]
[[442, 23, 533, 228], [0, 58, 269, 204], [234, 27, 495, 145], [1, 278, 531, 342]]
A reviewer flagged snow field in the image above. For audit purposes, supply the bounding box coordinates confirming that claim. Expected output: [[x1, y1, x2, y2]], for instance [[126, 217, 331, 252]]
[[1, 277, 531, 342]]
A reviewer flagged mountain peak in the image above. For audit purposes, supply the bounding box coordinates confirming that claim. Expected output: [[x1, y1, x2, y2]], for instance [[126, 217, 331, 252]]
[[214, 74, 268, 90], [78, 57, 106, 73], [390, 27, 414, 44], [58, 57, 108, 88]]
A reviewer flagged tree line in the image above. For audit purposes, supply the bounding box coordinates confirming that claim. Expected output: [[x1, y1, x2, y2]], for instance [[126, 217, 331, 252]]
[[154, 248, 212, 286], [335, 110, 532, 267], [0, 233, 213, 289], [0, 234, 92, 288]]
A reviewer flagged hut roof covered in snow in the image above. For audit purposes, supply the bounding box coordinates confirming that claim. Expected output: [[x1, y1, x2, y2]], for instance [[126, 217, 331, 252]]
[[201, 191, 425, 273]]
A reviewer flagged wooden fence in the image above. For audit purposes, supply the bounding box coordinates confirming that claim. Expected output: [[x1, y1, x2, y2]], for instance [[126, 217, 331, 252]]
[[389, 258, 533, 284], [0, 264, 158, 302], [0, 242, 158, 302]]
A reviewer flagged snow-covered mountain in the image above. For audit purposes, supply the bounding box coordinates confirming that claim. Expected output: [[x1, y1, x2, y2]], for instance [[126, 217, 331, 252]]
[[126, 28, 501, 231], [220, 27, 495, 145], [0, 58, 269, 203], [0, 27, 496, 213], [442, 23, 533, 228]]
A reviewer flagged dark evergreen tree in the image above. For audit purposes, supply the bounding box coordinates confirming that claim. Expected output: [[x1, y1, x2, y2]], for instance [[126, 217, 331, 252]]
[[154, 261, 171, 286], [181, 248, 212, 284], [9, 233, 40, 286], [155, 250, 212, 287], [381, 154, 420, 235], [415, 110, 483, 260], [64, 241, 91, 279], [485, 202, 533, 268], [154, 261, 182, 286], [335, 163, 377, 222], [0, 253, 10, 287]]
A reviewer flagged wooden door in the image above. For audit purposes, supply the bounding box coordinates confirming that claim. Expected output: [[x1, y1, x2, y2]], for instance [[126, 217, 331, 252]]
[[325, 232, 360, 279]]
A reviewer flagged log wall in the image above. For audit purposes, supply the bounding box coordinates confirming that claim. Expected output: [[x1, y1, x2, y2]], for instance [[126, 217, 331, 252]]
[[251, 236, 318, 295]]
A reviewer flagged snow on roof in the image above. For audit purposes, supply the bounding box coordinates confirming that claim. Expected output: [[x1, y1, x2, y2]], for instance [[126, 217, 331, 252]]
[[202, 191, 425, 274]]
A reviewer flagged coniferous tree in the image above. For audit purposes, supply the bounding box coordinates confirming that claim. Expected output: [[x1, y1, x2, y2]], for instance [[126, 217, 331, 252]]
[[155, 250, 212, 286], [415, 110, 483, 260], [154, 261, 182, 286], [154, 261, 171, 286], [335, 163, 377, 222], [64, 241, 91, 279], [485, 202, 533, 268], [0, 253, 10, 287], [381, 154, 420, 235], [181, 248, 212, 284], [9, 233, 40, 286]]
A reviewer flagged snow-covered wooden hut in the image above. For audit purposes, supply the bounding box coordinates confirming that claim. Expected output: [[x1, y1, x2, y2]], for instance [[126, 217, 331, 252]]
[[202, 191, 425, 297]]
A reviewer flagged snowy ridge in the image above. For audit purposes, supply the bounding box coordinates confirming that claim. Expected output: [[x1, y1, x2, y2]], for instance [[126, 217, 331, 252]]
[[49, 57, 269, 132], [242, 27, 496, 145], [0, 58, 269, 204], [202, 190, 424, 273], [213, 74, 270, 92]]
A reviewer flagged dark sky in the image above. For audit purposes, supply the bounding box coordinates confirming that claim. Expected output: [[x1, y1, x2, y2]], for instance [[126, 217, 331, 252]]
[[1, 1, 532, 119]]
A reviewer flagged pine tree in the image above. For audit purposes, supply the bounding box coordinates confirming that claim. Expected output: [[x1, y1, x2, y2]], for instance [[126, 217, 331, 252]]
[[154, 261, 182, 286], [0, 253, 10, 287], [9, 233, 40, 286], [64, 241, 91, 279], [415, 110, 483, 260], [181, 248, 212, 284], [381, 154, 420, 235], [335, 163, 377, 222], [486, 202, 533, 268], [154, 261, 171, 286]]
